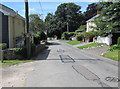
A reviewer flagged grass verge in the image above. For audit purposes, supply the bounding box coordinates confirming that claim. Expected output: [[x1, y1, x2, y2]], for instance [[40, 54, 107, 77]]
[[78, 43, 107, 49], [67, 40, 83, 45], [102, 50, 119, 61], [0, 60, 33, 67]]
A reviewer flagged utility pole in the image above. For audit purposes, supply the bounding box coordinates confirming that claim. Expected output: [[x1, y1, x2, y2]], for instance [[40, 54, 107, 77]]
[[25, 0, 31, 58], [67, 22, 69, 32]]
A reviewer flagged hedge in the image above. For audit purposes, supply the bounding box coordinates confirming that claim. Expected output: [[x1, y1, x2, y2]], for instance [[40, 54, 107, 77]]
[[62, 32, 75, 40]]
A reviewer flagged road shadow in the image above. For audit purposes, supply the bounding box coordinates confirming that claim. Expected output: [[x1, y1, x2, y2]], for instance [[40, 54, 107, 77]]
[[35, 49, 51, 60], [46, 42, 61, 46]]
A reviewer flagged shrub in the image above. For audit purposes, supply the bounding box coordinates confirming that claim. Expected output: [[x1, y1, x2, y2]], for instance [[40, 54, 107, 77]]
[[39, 32, 47, 41], [76, 33, 84, 41], [34, 32, 47, 45], [0, 43, 7, 50], [108, 44, 120, 51], [117, 37, 120, 46], [62, 32, 75, 40]]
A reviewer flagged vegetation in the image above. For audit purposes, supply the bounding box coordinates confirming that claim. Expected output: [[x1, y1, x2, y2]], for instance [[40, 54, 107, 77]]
[[67, 40, 83, 45], [29, 14, 45, 33], [62, 32, 75, 40], [34, 32, 47, 45], [84, 3, 99, 21], [45, 3, 86, 38], [75, 31, 96, 42], [1, 60, 33, 67], [78, 43, 106, 49], [75, 25, 86, 33], [92, 2, 120, 36], [0, 43, 7, 50], [103, 50, 119, 61]]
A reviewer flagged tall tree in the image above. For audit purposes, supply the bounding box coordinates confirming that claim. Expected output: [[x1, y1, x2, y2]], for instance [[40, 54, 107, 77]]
[[84, 3, 99, 21], [55, 3, 85, 32], [92, 2, 120, 36], [29, 14, 45, 33]]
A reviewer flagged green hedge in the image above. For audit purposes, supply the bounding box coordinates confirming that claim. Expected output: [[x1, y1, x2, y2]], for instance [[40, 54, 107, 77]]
[[75, 31, 95, 42], [62, 32, 75, 40], [76, 33, 84, 41]]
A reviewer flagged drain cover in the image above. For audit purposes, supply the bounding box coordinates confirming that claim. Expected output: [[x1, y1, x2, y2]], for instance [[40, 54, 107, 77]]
[[105, 77, 120, 82]]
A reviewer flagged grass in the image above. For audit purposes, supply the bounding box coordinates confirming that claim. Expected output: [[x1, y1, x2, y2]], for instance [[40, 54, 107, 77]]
[[78, 43, 107, 49], [0, 60, 33, 67], [67, 40, 83, 45], [102, 50, 119, 61]]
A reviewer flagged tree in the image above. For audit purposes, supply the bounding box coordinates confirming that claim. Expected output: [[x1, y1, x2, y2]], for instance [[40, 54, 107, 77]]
[[84, 3, 99, 21], [55, 3, 85, 32], [29, 14, 45, 33], [92, 2, 120, 36]]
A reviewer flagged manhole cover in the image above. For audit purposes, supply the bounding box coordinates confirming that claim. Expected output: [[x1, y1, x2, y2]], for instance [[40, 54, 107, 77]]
[[105, 77, 120, 82]]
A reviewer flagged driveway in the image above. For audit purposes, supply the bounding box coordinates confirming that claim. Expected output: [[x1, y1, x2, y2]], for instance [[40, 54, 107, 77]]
[[1, 41, 119, 87]]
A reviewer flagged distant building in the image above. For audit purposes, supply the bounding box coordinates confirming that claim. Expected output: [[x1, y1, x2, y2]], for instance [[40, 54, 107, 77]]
[[86, 14, 99, 32], [0, 3, 25, 48], [86, 14, 120, 45]]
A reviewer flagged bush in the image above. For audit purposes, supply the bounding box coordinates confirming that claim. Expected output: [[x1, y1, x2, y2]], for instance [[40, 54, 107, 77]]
[[0, 43, 7, 50], [76, 33, 84, 41], [117, 37, 120, 46], [34, 32, 47, 45], [108, 44, 120, 51], [62, 32, 75, 40]]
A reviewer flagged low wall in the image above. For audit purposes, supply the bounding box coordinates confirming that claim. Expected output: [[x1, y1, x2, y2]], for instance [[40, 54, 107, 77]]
[[33, 44, 46, 57], [96, 35, 112, 45], [2, 44, 47, 60]]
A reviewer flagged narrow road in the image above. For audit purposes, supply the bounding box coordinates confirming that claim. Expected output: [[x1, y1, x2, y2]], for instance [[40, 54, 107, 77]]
[[2, 41, 119, 87]]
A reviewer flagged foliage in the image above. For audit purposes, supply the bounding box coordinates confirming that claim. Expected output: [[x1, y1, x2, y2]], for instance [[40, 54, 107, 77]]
[[103, 50, 119, 61], [75, 25, 86, 33], [108, 44, 120, 51], [83, 32, 95, 39], [29, 14, 45, 33], [84, 3, 99, 21], [45, 3, 86, 38], [92, 2, 120, 36], [67, 40, 83, 45], [117, 37, 120, 46], [78, 43, 106, 49], [62, 32, 75, 40], [34, 32, 47, 45], [76, 33, 84, 41], [0, 43, 7, 50]]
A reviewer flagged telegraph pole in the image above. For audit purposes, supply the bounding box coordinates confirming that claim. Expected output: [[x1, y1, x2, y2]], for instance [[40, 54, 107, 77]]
[[67, 22, 69, 32], [25, 0, 31, 58]]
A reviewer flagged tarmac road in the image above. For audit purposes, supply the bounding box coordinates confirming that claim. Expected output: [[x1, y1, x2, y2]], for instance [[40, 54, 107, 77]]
[[1, 41, 119, 88]]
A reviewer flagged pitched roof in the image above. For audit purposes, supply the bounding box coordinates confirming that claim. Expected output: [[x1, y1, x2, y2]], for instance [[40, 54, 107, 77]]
[[86, 14, 99, 22], [0, 3, 24, 20]]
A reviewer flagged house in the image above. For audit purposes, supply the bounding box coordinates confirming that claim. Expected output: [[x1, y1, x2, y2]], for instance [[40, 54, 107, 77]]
[[0, 3, 25, 48], [86, 14, 120, 45], [86, 14, 99, 32]]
